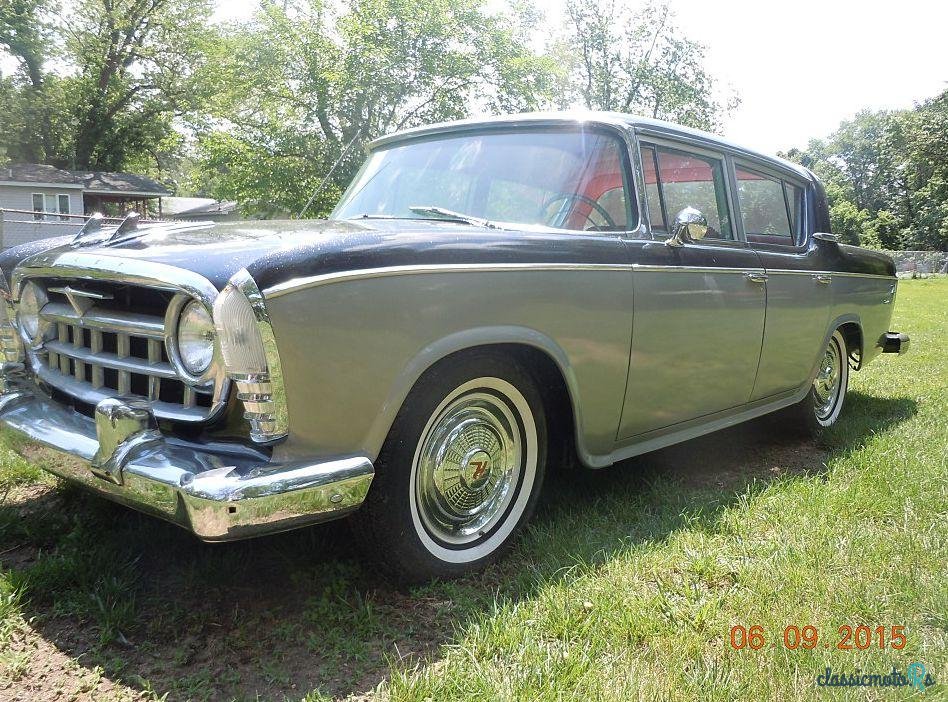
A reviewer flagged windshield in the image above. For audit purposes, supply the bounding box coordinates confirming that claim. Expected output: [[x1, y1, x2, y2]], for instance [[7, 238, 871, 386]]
[[332, 128, 635, 231]]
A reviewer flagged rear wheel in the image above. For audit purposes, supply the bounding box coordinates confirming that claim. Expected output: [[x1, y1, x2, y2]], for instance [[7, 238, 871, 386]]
[[780, 329, 850, 436], [352, 353, 547, 584]]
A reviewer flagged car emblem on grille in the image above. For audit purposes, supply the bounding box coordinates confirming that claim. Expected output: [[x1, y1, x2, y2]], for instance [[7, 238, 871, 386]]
[[48, 285, 114, 316]]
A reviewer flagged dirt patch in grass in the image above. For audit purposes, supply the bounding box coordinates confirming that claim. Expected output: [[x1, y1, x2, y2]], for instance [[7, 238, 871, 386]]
[[642, 417, 831, 490], [0, 487, 459, 701]]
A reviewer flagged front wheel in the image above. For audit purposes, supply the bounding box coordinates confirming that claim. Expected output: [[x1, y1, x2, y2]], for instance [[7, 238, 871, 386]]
[[780, 329, 850, 436], [352, 353, 547, 584]]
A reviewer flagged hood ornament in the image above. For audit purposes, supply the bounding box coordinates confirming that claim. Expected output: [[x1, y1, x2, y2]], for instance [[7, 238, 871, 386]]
[[72, 212, 146, 248], [47, 285, 114, 316]]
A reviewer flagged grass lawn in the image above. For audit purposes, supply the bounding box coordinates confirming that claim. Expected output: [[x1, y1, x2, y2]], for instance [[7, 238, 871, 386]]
[[0, 277, 945, 701]]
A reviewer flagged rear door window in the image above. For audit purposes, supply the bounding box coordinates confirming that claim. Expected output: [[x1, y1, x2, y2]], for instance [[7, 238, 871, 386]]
[[735, 165, 807, 246]]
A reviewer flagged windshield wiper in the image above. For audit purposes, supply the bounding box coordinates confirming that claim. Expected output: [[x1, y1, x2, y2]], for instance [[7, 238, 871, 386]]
[[408, 205, 500, 229]]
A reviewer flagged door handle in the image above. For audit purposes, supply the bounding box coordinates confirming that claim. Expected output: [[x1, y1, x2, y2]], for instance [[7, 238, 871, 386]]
[[744, 272, 768, 283], [813, 274, 832, 285]]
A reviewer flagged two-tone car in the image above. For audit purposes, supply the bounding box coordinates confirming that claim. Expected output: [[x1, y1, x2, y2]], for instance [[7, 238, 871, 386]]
[[0, 112, 909, 583]]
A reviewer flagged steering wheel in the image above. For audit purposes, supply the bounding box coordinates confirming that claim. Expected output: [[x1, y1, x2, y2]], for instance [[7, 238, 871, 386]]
[[539, 192, 617, 230]]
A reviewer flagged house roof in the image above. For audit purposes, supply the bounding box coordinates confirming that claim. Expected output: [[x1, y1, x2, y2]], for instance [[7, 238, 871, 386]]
[[0, 163, 83, 186], [0, 163, 170, 196], [74, 170, 171, 197]]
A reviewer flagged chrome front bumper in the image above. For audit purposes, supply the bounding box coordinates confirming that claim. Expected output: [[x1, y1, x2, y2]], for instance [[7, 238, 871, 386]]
[[0, 378, 373, 541]]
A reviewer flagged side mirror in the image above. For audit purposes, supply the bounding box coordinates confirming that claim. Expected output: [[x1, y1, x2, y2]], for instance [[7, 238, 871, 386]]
[[666, 207, 708, 247], [813, 232, 839, 244]]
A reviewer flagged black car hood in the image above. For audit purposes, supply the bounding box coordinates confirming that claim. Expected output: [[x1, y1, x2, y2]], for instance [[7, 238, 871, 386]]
[[3, 217, 624, 294], [2, 219, 368, 291]]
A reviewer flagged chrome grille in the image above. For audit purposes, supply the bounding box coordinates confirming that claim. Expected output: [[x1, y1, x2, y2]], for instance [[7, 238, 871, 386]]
[[30, 279, 220, 422]]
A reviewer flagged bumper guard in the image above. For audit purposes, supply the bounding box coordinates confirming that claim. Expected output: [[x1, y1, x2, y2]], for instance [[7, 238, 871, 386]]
[[882, 331, 910, 355]]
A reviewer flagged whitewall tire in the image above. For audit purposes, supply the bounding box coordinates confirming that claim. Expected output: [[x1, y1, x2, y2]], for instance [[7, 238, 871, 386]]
[[781, 329, 850, 436], [352, 352, 547, 583]]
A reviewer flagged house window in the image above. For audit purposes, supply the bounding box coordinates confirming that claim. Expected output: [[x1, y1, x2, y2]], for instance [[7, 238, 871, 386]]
[[57, 194, 70, 221], [32, 193, 45, 221]]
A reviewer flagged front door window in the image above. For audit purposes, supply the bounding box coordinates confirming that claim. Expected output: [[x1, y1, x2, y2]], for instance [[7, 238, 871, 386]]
[[641, 144, 733, 240]]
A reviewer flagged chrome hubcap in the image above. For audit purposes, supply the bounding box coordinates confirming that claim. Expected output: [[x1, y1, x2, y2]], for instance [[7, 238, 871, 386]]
[[415, 392, 521, 545], [813, 340, 842, 420]]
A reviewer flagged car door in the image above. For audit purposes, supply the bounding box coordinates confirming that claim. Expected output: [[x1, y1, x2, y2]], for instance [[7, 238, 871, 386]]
[[618, 140, 767, 439], [732, 162, 832, 399]]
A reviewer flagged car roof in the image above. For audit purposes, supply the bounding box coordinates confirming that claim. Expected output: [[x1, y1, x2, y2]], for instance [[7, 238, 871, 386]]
[[368, 111, 814, 182]]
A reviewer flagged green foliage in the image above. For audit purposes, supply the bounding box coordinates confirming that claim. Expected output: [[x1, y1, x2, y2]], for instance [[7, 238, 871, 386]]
[[188, 0, 732, 216], [3, 0, 735, 214], [188, 0, 566, 216], [783, 90, 948, 251], [0, 0, 50, 88], [556, 0, 738, 131], [1, 0, 216, 173]]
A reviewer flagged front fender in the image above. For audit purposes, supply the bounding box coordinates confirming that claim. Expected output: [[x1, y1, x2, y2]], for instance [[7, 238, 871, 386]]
[[361, 325, 586, 467]]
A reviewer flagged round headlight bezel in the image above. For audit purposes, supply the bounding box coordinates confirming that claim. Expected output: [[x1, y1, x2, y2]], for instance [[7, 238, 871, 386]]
[[17, 280, 49, 346], [166, 294, 218, 386]]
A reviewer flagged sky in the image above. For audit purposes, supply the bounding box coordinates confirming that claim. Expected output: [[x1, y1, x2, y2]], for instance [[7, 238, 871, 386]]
[[4, 0, 944, 157]]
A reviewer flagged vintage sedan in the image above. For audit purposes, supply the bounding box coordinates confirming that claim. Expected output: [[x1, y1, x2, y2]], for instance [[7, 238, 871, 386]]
[[0, 113, 909, 582]]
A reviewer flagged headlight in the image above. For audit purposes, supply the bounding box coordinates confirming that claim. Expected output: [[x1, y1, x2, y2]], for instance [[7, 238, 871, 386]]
[[17, 281, 47, 343], [176, 300, 216, 376]]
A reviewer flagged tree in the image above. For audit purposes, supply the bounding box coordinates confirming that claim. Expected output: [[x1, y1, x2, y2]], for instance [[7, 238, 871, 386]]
[[784, 91, 948, 251], [0, 0, 50, 88], [555, 0, 738, 131], [191, 0, 737, 216], [189, 0, 560, 216], [0, 0, 217, 172], [896, 90, 948, 250]]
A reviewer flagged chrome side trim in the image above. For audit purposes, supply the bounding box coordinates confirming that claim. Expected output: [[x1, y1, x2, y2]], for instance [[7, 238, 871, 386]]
[[263, 262, 897, 299], [265, 263, 631, 298], [602, 386, 806, 466], [764, 269, 896, 280], [632, 265, 762, 274]]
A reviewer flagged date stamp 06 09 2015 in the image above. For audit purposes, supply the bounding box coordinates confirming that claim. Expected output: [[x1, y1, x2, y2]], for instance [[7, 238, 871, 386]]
[[728, 625, 937, 692]]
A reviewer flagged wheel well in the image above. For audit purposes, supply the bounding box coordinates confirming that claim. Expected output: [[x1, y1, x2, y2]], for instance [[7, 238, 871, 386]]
[[838, 322, 863, 369], [418, 343, 579, 469]]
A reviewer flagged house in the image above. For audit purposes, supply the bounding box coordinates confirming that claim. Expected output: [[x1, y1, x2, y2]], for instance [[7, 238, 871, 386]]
[[0, 163, 171, 249]]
